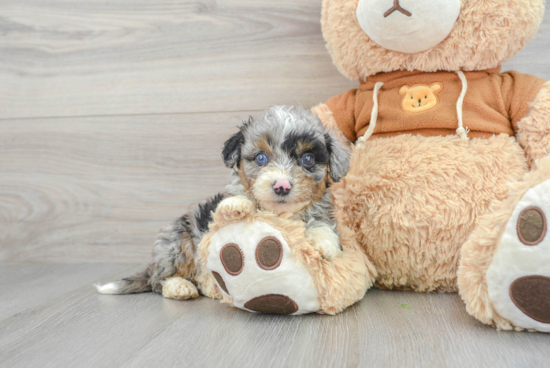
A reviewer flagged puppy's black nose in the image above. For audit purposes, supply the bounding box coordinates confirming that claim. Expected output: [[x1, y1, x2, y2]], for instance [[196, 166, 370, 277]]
[[273, 180, 292, 196]]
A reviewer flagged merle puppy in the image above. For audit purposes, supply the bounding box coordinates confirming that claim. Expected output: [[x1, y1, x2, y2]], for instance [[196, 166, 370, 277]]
[[97, 106, 351, 299]]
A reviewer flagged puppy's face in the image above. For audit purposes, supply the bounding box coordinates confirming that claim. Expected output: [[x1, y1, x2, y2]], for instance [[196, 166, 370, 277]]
[[222, 106, 350, 214]]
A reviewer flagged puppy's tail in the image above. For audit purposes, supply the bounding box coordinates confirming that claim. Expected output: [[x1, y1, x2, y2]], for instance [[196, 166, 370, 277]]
[[96, 269, 152, 295]]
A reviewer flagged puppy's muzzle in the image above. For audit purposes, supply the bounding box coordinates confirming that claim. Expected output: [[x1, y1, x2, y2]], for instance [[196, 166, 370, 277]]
[[273, 179, 292, 196]]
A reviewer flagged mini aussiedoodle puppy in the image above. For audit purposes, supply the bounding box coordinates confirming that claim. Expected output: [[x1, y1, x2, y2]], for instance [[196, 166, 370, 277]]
[[97, 105, 351, 300]]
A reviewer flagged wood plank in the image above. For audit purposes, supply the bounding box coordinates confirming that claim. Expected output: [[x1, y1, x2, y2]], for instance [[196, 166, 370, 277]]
[[0, 263, 187, 368], [503, 3, 550, 77], [0, 263, 139, 320], [121, 290, 550, 368], [0, 112, 242, 263], [0, 264, 548, 368], [0, 0, 356, 119], [1, 1, 548, 120]]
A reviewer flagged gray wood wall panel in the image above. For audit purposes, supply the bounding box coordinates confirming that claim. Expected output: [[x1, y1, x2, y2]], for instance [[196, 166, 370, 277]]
[[0, 1, 548, 120], [0, 1, 549, 263], [0, 113, 240, 263], [0, 0, 356, 119]]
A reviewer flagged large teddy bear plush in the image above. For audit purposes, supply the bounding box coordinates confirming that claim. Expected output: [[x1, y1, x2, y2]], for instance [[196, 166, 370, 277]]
[[202, 0, 550, 332]]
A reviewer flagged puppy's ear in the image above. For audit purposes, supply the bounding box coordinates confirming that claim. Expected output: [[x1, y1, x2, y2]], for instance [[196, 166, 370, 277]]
[[222, 129, 244, 168], [324, 131, 351, 182]]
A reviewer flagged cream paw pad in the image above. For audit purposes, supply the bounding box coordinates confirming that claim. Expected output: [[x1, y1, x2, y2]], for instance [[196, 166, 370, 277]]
[[486, 177, 550, 332], [206, 221, 320, 315], [459, 157, 550, 332]]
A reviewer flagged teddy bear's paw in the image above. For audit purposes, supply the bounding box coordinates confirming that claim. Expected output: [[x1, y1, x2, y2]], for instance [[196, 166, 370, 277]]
[[305, 226, 343, 260], [161, 277, 199, 300], [206, 221, 320, 315], [216, 196, 255, 221], [486, 178, 550, 332]]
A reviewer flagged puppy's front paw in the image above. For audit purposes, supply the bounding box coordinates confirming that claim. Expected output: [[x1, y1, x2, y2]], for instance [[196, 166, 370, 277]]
[[313, 241, 343, 261], [216, 196, 256, 221], [305, 226, 342, 261]]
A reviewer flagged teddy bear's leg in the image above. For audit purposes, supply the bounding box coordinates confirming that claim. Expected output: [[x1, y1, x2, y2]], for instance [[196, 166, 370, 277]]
[[199, 196, 375, 315], [458, 156, 550, 332], [203, 219, 376, 315], [204, 220, 322, 315]]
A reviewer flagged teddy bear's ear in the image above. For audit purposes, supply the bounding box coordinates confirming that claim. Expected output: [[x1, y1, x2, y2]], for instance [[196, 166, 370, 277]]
[[222, 127, 245, 169], [399, 85, 410, 95], [324, 131, 351, 183], [430, 83, 443, 93]]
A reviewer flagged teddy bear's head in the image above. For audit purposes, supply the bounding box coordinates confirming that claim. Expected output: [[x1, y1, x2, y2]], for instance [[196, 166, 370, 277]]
[[322, 0, 546, 80]]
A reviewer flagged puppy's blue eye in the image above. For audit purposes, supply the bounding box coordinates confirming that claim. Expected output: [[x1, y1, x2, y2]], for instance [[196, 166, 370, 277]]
[[255, 153, 268, 165], [301, 154, 315, 168]]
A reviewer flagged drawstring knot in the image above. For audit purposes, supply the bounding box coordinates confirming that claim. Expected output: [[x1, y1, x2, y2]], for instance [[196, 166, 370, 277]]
[[456, 126, 470, 140]]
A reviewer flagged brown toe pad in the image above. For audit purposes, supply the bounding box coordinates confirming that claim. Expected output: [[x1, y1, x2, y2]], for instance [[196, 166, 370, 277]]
[[255, 236, 283, 270], [517, 207, 547, 246], [244, 294, 298, 315], [212, 271, 229, 295], [220, 244, 244, 275], [510, 276, 550, 323]]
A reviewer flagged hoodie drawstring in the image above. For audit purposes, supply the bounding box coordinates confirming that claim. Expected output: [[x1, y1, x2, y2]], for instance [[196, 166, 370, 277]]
[[356, 71, 469, 147]]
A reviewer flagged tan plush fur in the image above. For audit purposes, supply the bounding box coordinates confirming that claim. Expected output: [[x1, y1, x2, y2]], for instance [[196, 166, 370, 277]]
[[331, 134, 528, 292], [198, 209, 377, 314], [311, 103, 351, 145], [322, 0, 545, 80], [517, 81, 550, 169], [458, 155, 550, 331], [310, 0, 550, 328], [312, 103, 339, 131]]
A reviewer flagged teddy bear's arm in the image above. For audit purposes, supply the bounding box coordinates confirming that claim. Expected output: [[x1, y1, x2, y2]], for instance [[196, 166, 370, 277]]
[[516, 81, 550, 169], [312, 89, 359, 143], [312, 103, 341, 133]]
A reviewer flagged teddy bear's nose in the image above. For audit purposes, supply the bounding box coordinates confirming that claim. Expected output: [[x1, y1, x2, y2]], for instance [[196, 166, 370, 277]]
[[418, 99, 422, 105], [384, 0, 412, 18]]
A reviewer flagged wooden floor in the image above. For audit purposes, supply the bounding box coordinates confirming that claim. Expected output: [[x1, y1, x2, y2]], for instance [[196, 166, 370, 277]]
[[0, 263, 548, 368], [1, 1, 550, 366]]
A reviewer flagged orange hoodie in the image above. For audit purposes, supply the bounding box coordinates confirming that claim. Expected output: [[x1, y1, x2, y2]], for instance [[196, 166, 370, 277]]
[[326, 67, 545, 142]]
